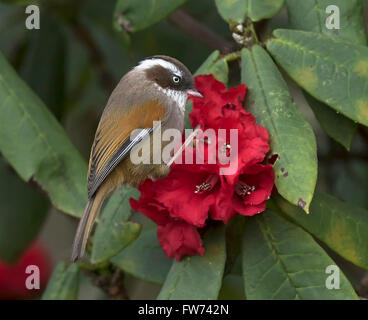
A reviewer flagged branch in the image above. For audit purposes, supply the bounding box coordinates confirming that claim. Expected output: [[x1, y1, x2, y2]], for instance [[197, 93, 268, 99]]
[[168, 9, 235, 53], [88, 268, 130, 300]]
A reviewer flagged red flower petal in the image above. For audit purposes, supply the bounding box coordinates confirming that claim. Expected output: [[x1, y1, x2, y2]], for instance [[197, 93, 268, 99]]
[[154, 167, 214, 227], [157, 221, 205, 261], [130, 179, 171, 226], [233, 164, 274, 216], [209, 177, 236, 223], [233, 201, 266, 216]]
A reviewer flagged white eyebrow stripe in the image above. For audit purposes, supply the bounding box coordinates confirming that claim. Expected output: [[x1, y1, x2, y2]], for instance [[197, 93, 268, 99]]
[[136, 58, 182, 77]]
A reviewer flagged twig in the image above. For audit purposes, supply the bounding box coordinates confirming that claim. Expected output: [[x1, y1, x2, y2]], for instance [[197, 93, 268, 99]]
[[168, 9, 234, 53], [222, 51, 241, 62], [88, 268, 130, 300], [248, 20, 259, 44]]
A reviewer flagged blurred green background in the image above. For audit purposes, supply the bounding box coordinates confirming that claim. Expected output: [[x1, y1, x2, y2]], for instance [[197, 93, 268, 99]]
[[0, 0, 368, 299]]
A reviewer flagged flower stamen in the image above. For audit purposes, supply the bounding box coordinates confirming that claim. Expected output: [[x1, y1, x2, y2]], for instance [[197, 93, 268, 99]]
[[220, 143, 232, 155], [235, 181, 256, 197], [194, 182, 211, 193], [194, 174, 219, 194]]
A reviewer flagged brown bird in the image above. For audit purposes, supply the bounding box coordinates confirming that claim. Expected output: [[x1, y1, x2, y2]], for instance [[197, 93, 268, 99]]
[[71, 56, 202, 262]]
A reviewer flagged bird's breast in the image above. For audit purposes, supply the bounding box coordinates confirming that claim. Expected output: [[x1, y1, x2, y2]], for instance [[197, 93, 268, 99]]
[[163, 98, 185, 133]]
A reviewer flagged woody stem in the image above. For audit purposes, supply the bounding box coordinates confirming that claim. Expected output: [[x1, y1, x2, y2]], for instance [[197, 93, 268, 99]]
[[168, 9, 235, 53]]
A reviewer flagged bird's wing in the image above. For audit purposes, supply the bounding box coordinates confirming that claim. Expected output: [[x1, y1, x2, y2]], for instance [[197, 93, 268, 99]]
[[87, 100, 167, 198]]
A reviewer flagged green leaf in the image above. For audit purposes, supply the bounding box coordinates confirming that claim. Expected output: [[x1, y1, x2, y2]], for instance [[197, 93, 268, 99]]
[[114, 0, 187, 32], [242, 211, 358, 299], [203, 58, 228, 85], [224, 215, 246, 275], [241, 45, 317, 213], [194, 51, 220, 75], [111, 227, 172, 284], [0, 158, 48, 263], [194, 50, 229, 84], [266, 29, 368, 127], [215, 0, 284, 23], [0, 51, 87, 218], [285, 0, 365, 149], [0, 0, 36, 4], [20, 16, 66, 120], [214, 0, 247, 24], [274, 192, 368, 271], [42, 262, 80, 300], [184, 51, 228, 129], [331, 160, 368, 209], [218, 274, 245, 300], [304, 92, 357, 150], [91, 187, 141, 264], [157, 225, 226, 300], [286, 0, 367, 45]]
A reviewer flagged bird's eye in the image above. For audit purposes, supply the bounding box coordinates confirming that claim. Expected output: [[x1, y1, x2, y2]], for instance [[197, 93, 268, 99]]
[[172, 75, 181, 84]]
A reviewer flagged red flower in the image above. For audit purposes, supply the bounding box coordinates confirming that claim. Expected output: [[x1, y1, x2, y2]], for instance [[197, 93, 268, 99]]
[[232, 164, 275, 216], [130, 179, 205, 261], [130, 74, 275, 260], [0, 243, 52, 299], [130, 174, 213, 228]]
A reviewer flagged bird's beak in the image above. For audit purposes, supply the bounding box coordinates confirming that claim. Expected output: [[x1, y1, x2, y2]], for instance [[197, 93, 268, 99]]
[[186, 89, 203, 98]]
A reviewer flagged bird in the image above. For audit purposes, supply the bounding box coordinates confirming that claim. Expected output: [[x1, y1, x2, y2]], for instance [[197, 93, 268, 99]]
[[71, 55, 203, 262]]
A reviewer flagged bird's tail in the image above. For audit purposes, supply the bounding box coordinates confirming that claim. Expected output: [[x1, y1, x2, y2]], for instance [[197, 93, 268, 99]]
[[71, 191, 105, 262]]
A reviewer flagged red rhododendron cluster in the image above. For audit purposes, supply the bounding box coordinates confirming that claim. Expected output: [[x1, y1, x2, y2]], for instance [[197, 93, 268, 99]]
[[0, 242, 52, 299], [130, 75, 275, 261]]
